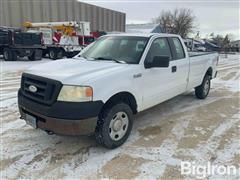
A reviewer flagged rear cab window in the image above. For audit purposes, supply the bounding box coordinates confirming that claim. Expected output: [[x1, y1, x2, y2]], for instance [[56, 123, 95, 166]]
[[169, 37, 186, 60]]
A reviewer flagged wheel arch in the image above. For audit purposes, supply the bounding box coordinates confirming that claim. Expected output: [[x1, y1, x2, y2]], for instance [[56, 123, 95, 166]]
[[206, 67, 213, 79], [101, 91, 138, 115]]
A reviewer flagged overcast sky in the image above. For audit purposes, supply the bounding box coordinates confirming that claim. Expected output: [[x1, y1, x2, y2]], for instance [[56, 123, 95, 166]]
[[81, 0, 240, 40]]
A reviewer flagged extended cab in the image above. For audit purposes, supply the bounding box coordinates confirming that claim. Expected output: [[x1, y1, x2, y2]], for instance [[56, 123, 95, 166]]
[[18, 33, 218, 148]]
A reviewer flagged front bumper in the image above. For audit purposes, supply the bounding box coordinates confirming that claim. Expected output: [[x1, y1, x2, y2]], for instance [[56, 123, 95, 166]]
[[18, 90, 104, 135]]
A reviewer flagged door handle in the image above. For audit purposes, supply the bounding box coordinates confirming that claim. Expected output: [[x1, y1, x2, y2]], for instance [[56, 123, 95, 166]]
[[172, 66, 177, 73]]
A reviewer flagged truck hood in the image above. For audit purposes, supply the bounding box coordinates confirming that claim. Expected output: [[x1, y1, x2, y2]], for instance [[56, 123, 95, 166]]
[[25, 58, 128, 84]]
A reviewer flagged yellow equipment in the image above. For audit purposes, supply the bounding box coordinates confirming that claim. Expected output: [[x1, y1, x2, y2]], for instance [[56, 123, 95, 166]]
[[23, 21, 80, 36]]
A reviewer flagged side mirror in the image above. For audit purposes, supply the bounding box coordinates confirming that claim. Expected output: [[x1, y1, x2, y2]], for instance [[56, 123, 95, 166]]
[[145, 56, 170, 68]]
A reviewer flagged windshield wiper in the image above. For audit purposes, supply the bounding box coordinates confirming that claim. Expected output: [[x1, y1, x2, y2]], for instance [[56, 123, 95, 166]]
[[94, 57, 125, 64]]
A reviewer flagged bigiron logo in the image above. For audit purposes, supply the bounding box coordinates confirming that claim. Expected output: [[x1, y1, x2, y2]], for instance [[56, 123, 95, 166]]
[[181, 161, 240, 179]]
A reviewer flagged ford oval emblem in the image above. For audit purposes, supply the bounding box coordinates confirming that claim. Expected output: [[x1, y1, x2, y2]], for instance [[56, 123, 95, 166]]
[[29, 85, 37, 93]]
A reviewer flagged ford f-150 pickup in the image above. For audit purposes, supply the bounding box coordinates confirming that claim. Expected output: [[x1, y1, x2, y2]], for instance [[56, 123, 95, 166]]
[[18, 33, 218, 148]]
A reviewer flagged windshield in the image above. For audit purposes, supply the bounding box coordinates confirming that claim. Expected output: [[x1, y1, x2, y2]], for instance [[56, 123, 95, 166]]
[[80, 36, 149, 64]]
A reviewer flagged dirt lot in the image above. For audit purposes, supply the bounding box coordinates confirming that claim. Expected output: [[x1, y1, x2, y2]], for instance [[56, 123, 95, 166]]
[[1, 54, 239, 179]]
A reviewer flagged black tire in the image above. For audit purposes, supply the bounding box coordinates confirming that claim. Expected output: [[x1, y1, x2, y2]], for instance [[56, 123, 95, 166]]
[[49, 49, 58, 60], [195, 75, 211, 99], [28, 49, 42, 61], [3, 48, 17, 61], [95, 103, 133, 149]]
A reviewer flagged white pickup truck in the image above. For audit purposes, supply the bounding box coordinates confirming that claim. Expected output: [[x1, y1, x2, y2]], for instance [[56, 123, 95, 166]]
[[18, 33, 218, 148]]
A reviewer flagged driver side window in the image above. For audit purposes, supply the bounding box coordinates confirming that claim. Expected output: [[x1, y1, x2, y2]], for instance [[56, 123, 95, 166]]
[[145, 38, 172, 63]]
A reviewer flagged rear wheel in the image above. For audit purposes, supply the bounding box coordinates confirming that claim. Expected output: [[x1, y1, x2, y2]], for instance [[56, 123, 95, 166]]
[[195, 75, 211, 99], [3, 48, 17, 61], [28, 49, 42, 61], [95, 103, 133, 149]]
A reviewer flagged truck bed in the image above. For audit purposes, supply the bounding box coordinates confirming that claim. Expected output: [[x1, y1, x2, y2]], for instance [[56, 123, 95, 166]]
[[0, 28, 42, 47], [188, 51, 217, 57]]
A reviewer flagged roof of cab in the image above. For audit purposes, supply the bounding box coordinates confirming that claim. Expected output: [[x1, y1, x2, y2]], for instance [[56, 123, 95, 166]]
[[104, 33, 181, 38]]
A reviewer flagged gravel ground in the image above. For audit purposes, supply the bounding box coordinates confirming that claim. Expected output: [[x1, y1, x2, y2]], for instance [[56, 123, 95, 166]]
[[0, 54, 239, 179]]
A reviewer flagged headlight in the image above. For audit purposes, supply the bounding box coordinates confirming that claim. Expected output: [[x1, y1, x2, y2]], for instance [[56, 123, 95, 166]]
[[57, 85, 93, 102]]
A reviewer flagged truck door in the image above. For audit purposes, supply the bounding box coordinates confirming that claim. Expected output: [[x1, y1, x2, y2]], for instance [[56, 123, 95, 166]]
[[142, 37, 176, 109], [39, 28, 53, 45], [168, 37, 189, 93]]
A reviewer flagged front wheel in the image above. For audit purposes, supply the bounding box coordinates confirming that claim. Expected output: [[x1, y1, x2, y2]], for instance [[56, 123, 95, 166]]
[[95, 103, 133, 149], [49, 49, 58, 60], [195, 75, 211, 99]]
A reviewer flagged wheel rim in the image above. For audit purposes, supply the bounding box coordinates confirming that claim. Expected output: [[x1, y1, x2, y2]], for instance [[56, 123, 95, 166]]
[[109, 111, 129, 141], [49, 51, 55, 59], [3, 50, 8, 60], [204, 79, 210, 95]]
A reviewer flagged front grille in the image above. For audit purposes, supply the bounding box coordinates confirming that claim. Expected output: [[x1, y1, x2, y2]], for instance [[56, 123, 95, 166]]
[[21, 73, 62, 105]]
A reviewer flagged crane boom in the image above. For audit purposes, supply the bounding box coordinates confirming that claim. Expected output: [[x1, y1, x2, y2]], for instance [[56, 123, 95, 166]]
[[23, 21, 90, 36], [23, 21, 85, 28]]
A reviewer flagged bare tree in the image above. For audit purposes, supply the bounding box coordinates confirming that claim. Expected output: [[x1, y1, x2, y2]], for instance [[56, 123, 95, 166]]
[[211, 34, 231, 51], [154, 8, 196, 38]]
